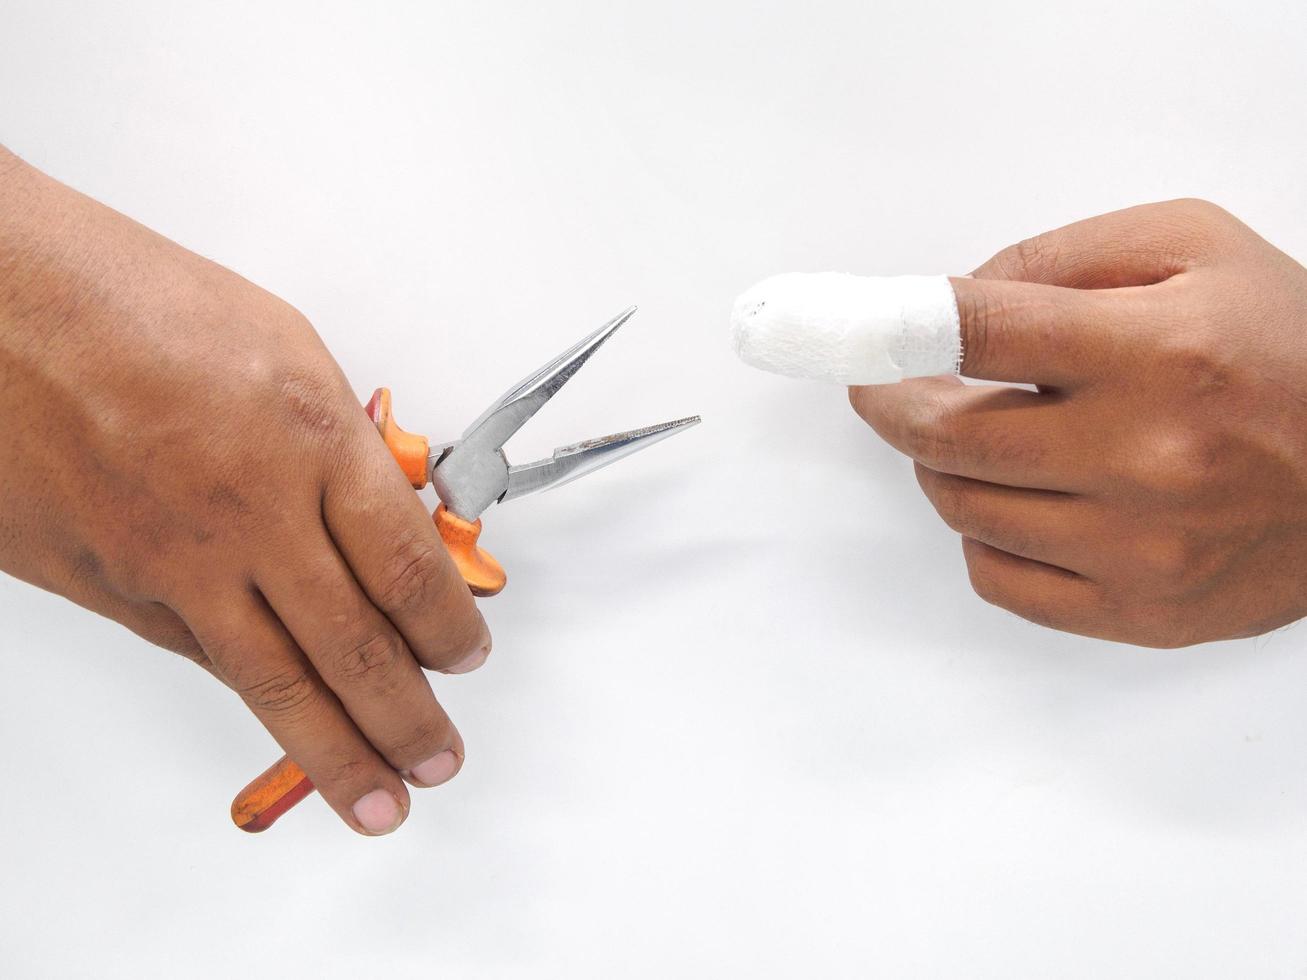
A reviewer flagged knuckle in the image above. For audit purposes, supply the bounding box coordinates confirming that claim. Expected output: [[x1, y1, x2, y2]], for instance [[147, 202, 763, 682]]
[[130, 607, 209, 664], [1011, 234, 1061, 281], [902, 395, 962, 469], [984, 581, 1098, 639], [924, 473, 971, 533], [175, 639, 208, 663], [1166, 197, 1230, 226], [1008, 598, 1065, 633], [275, 367, 348, 441], [987, 246, 1023, 281], [1123, 602, 1195, 648], [933, 483, 1029, 556], [238, 668, 319, 718], [849, 384, 896, 428], [1133, 532, 1215, 597], [985, 235, 1054, 283], [963, 542, 1003, 606], [848, 384, 870, 418], [1142, 630, 1193, 650], [332, 630, 402, 687], [377, 532, 447, 612], [1134, 428, 1223, 499], [156, 626, 208, 663], [1156, 323, 1235, 392], [962, 540, 1084, 634], [1135, 537, 1192, 589], [318, 755, 372, 789], [1168, 342, 1222, 387], [390, 717, 452, 761], [1153, 199, 1241, 259], [954, 288, 994, 372]]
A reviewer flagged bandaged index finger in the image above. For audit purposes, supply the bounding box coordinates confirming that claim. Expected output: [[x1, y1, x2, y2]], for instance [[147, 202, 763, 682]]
[[731, 271, 1119, 388]]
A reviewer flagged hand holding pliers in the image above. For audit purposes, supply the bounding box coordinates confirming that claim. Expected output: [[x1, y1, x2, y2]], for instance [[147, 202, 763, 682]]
[[232, 308, 698, 831]]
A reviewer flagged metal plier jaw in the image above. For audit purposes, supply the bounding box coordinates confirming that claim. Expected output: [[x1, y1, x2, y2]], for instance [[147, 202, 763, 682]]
[[365, 306, 699, 594], [431, 306, 697, 521]]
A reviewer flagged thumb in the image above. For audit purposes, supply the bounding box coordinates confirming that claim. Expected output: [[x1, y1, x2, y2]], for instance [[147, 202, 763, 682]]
[[950, 275, 1131, 387]]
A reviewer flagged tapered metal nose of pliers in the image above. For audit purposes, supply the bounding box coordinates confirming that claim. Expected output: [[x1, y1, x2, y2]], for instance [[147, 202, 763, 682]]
[[430, 306, 700, 521], [501, 416, 701, 502]]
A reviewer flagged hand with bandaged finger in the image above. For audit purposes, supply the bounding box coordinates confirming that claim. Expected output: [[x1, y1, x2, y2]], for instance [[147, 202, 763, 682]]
[[733, 199, 1307, 647]]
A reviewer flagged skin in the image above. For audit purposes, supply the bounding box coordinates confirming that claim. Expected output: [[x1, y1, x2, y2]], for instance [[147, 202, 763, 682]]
[[852, 199, 1307, 647], [0, 147, 491, 835]]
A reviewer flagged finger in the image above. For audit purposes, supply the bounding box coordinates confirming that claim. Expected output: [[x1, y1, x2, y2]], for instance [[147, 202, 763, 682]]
[[971, 198, 1234, 288], [323, 417, 490, 674], [850, 376, 1095, 492], [915, 464, 1094, 573], [257, 534, 466, 790], [195, 596, 412, 836], [961, 537, 1112, 639], [949, 275, 1148, 386]]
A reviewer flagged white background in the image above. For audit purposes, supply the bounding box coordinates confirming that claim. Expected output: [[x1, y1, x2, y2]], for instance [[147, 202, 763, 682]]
[[2, 2, 1306, 977]]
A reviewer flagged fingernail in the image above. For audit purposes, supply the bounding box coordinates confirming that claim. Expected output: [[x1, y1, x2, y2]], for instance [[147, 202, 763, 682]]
[[352, 789, 405, 835], [405, 749, 460, 788], [445, 641, 490, 675]]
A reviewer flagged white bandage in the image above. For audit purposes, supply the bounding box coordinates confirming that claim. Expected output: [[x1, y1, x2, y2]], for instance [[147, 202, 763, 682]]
[[730, 272, 962, 385]]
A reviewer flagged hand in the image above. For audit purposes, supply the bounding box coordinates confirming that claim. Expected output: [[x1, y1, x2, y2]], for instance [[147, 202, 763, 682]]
[[0, 148, 490, 833], [850, 199, 1307, 647]]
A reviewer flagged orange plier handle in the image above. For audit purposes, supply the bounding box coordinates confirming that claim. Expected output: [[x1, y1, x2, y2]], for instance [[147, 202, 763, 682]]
[[228, 389, 504, 833]]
